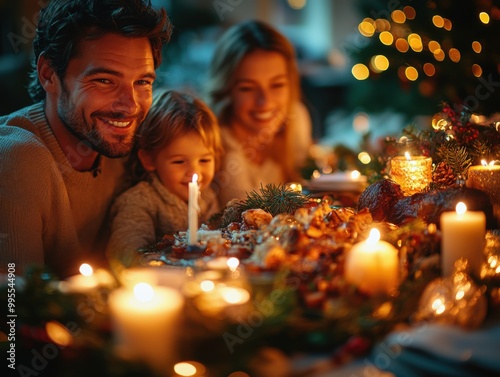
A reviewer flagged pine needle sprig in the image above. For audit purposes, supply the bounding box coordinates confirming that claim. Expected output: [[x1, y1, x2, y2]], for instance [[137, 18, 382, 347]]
[[436, 142, 472, 177], [241, 183, 310, 216]]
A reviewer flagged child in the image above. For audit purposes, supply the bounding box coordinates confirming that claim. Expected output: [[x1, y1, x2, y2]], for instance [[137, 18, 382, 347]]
[[106, 89, 222, 267]]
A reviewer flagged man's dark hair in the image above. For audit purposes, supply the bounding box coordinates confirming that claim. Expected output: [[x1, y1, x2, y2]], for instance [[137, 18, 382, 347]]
[[28, 0, 172, 102]]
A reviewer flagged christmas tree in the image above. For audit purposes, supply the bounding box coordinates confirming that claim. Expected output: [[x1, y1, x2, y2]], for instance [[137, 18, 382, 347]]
[[347, 0, 500, 116]]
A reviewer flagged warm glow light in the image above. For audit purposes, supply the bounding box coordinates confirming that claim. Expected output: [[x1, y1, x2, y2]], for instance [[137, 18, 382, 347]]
[[408, 33, 423, 52], [221, 287, 250, 304], [403, 6, 416, 19], [351, 170, 361, 179], [379, 31, 394, 45], [404, 151, 411, 160], [227, 257, 240, 271], [472, 64, 483, 77], [395, 38, 409, 53], [174, 362, 197, 376], [200, 280, 215, 292], [433, 49, 445, 61], [46, 321, 73, 347], [405, 66, 418, 81], [443, 18, 452, 31], [432, 298, 446, 314], [359, 20, 375, 37], [352, 63, 369, 80], [432, 15, 444, 28], [358, 151, 371, 164], [423, 63, 436, 76], [366, 228, 381, 246], [287, 0, 307, 10], [448, 48, 461, 62], [79, 263, 93, 276], [370, 55, 389, 72], [456, 202, 467, 215], [134, 282, 155, 302], [428, 40, 441, 53], [472, 41, 482, 53], [391, 10, 406, 23], [479, 12, 490, 24]]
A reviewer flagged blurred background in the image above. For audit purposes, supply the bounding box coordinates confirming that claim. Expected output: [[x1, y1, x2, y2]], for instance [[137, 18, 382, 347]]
[[1, 0, 500, 153]]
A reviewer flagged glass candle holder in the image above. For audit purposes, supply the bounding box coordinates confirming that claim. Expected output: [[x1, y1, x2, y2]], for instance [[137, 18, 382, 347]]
[[390, 155, 432, 195], [466, 164, 500, 205]]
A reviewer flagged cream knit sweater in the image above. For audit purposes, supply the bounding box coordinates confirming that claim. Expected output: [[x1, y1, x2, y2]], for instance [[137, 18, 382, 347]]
[[106, 173, 220, 266], [0, 102, 128, 277]]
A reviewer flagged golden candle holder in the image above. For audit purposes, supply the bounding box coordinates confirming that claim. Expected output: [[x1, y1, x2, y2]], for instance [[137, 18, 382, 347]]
[[390, 155, 433, 196], [466, 163, 500, 225]]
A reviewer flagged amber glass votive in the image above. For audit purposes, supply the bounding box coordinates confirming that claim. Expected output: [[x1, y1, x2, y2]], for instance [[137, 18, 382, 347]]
[[390, 156, 432, 196]]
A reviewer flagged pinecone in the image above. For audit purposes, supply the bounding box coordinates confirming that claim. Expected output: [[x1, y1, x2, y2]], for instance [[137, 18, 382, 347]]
[[433, 162, 456, 187]]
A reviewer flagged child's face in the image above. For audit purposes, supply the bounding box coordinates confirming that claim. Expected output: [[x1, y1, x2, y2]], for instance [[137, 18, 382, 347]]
[[139, 131, 215, 202], [230, 49, 290, 137]]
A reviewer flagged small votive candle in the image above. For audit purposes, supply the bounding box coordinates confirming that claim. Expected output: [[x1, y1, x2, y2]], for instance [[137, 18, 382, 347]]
[[344, 228, 399, 295], [59, 263, 114, 294], [390, 152, 432, 195], [109, 283, 184, 373], [440, 202, 486, 277]]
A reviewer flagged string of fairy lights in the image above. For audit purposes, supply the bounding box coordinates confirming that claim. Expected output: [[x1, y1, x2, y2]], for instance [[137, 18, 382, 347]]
[[351, 4, 498, 89]]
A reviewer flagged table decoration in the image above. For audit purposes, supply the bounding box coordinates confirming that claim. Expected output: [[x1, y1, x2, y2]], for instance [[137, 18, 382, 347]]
[[416, 258, 488, 329], [389, 152, 432, 195], [108, 282, 184, 373], [440, 202, 486, 277], [308, 170, 367, 192], [59, 263, 116, 294], [188, 173, 200, 245], [344, 228, 399, 295]]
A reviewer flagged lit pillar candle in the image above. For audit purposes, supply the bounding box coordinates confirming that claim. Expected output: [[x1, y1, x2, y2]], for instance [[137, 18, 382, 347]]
[[188, 173, 199, 245], [390, 152, 432, 195], [440, 202, 486, 277], [344, 228, 399, 295], [108, 283, 184, 373], [467, 160, 500, 206]]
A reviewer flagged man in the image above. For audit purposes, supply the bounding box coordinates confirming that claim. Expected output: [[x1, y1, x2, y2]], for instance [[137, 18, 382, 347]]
[[0, 0, 171, 277]]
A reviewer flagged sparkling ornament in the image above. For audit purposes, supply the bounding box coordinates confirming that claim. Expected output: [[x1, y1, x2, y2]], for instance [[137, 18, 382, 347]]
[[416, 259, 487, 329]]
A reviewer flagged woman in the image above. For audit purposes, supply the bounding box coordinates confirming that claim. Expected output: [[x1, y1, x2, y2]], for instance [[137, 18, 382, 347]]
[[206, 20, 312, 206]]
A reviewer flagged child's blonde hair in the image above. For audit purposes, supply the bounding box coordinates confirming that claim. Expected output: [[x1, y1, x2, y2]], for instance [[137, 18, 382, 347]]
[[128, 89, 222, 182]]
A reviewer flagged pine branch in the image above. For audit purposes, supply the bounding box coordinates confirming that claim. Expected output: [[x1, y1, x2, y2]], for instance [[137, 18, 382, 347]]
[[241, 183, 310, 216], [436, 142, 472, 177]]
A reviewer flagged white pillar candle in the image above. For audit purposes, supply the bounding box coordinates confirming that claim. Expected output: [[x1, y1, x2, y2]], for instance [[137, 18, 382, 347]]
[[440, 202, 486, 277], [108, 283, 184, 373], [188, 173, 199, 245], [344, 228, 399, 295]]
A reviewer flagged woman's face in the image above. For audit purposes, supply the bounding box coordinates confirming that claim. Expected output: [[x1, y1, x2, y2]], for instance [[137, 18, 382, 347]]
[[230, 49, 291, 139]]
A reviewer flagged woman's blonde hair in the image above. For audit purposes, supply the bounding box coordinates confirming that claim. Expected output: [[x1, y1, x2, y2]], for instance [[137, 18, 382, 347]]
[[205, 20, 302, 181], [128, 89, 222, 183]]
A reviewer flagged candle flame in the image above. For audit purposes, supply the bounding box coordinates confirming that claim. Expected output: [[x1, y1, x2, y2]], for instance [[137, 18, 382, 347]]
[[350, 170, 361, 179], [192, 173, 198, 183], [79, 263, 93, 276], [456, 202, 467, 215], [200, 279, 215, 292], [133, 282, 155, 302], [481, 159, 487, 166], [404, 151, 411, 161], [227, 257, 240, 271], [221, 287, 250, 304], [366, 228, 381, 245]]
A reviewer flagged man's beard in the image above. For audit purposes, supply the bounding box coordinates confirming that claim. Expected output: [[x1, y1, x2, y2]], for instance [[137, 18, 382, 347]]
[[57, 85, 140, 158]]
